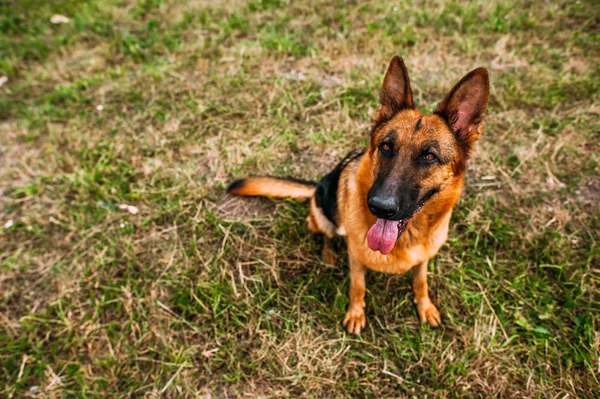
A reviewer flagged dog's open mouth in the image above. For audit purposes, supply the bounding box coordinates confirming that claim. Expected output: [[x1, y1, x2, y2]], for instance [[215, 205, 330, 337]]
[[366, 199, 428, 255]]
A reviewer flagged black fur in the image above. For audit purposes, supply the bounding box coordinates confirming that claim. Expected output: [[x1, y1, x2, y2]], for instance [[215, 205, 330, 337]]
[[315, 148, 366, 226], [413, 117, 423, 134], [227, 179, 246, 193]]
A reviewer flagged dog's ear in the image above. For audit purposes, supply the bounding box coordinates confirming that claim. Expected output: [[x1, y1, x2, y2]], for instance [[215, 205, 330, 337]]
[[375, 55, 414, 124], [436, 68, 489, 147]]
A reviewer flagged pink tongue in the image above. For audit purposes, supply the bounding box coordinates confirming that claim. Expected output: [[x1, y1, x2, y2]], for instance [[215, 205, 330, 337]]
[[367, 218, 399, 255]]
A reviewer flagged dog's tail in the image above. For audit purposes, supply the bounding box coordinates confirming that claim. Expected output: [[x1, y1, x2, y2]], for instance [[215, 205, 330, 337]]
[[227, 176, 316, 199]]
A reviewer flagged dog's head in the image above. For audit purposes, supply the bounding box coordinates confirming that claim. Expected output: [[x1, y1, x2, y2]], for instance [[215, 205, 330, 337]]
[[365, 56, 489, 254]]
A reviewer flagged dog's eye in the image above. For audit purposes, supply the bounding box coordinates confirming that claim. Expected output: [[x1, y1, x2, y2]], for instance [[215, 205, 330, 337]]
[[379, 143, 392, 155], [423, 153, 437, 164]]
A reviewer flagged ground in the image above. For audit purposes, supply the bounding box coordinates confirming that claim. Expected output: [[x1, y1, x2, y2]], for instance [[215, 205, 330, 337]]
[[1, 0, 599, 397]]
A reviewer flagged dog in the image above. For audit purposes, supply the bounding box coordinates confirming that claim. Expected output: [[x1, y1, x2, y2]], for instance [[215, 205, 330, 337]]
[[228, 55, 489, 334]]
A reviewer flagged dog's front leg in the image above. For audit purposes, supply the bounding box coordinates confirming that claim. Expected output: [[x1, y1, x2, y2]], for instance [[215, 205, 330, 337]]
[[412, 260, 441, 327], [343, 253, 367, 334]]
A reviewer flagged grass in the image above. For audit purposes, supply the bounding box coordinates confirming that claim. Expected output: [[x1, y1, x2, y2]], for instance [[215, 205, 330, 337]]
[[1, 0, 599, 397]]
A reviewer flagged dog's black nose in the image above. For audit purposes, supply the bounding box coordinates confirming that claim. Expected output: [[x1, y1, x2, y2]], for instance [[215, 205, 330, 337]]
[[368, 195, 399, 219]]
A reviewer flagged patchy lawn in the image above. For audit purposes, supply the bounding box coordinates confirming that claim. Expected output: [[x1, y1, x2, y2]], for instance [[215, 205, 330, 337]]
[[1, 0, 599, 397]]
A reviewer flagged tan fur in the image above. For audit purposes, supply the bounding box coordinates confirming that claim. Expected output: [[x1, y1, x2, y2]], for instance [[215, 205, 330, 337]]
[[307, 197, 337, 238], [229, 177, 315, 199]]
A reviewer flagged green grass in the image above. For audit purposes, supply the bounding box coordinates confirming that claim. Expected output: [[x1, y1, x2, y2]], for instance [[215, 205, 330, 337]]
[[1, 0, 599, 397]]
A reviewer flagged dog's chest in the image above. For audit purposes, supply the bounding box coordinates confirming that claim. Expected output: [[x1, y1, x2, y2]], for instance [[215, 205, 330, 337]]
[[349, 216, 450, 274], [340, 182, 451, 273]]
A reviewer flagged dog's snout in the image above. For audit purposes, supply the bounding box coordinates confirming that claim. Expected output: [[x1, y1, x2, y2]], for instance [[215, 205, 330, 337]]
[[368, 195, 399, 219]]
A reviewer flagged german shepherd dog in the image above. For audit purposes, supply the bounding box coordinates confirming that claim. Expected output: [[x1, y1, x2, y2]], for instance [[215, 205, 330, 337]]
[[228, 56, 489, 334]]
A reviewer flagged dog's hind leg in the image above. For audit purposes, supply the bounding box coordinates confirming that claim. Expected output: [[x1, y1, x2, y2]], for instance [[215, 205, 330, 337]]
[[307, 197, 339, 265], [322, 237, 337, 265], [306, 197, 336, 237]]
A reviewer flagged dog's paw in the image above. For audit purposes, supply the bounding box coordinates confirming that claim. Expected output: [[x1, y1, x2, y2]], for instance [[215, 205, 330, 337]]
[[343, 307, 366, 335], [416, 299, 441, 327]]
